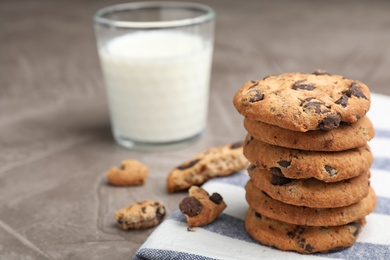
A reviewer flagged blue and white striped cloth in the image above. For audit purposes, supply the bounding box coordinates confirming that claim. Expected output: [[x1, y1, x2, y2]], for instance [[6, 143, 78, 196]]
[[134, 93, 390, 260]]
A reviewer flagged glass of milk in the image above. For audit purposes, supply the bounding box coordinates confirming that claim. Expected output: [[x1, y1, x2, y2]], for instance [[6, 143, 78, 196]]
[[94, 2, 215, 151]]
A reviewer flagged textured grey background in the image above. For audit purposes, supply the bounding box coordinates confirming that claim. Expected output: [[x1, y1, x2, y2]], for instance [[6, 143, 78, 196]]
[[1, 0, 389, 259]]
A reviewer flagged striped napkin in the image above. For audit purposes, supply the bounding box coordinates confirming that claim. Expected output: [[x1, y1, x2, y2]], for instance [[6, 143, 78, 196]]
[[134, 93, 390, 260]]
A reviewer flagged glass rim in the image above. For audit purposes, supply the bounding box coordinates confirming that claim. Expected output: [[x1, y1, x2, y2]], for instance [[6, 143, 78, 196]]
[[93, 1, 215, 29]]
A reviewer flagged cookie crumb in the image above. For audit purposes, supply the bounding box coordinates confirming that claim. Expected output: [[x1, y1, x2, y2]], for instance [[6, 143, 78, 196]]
[[115, 200, 165, 230], [167, 143, 248, 192], [187, 227, 196, 232], [179, 186, 227, 228], [107, 159, 148, 186]]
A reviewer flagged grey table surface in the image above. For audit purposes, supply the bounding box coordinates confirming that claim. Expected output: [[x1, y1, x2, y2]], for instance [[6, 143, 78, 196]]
[[1, 0, 390, 259]]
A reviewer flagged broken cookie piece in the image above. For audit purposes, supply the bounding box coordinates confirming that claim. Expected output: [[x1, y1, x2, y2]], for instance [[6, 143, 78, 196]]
[[179, 186, 227, 228], [115, 200, 166, 230], [167, 142, 248, 192], [107, 159, 148, 186]]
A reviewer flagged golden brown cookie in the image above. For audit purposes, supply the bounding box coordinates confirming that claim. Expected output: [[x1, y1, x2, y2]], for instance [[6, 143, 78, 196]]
[[244, 116, 374, 151], [115, 200, 166, 230], [244, 136, 373, 182], [248, 167, 370, 208], [107, 159, 148, 186], [233, 72, 371, 132], [179, 186, 227, 228], [245, 207, 365, 254], [166, 142, 248, 192], [245, 180, 376, 226]]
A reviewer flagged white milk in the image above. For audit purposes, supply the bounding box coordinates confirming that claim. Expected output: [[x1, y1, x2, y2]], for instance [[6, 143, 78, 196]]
[[98, 31, 213, 143]]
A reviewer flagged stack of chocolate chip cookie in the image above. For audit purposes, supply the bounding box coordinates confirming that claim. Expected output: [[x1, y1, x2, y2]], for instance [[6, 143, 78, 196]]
[[233, 71, 376, 254]]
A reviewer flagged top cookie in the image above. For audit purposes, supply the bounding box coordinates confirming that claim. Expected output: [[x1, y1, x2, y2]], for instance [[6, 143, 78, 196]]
[[233, 72, 371, 132]]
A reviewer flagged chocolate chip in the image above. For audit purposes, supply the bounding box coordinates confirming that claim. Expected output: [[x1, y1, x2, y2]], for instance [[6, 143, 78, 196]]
[[270, 167, 285, 177], [261, 191, 271, 198], [323, 139, 333, 149], [324, 165, 338, 176], [155, 206, 166, 222], [117, 218, 124, 225], [312, 69, 330, 76], [340, 121, 352, 126], [304, 102, 324, 114], [328, 247, 347, 253], [292, 80, 315, 91], [348, 221, 362, 237], [248, 80, 259, 89], [277, 160, 291, 168], [179, 197, 203, 217], [318, 113, 341, 130], [301, 98, 326, 114], [255, 212, 262, 218], [287, 227, 303, 239], [302, 97, 314, 102], [305, 244, 314, 253], [141, 207, 146, 214], [271, 175, 293, 185], [247, 90, 264, 102], [335, 94, 349, 108], [248, 164, 256, 172], [246, 135, 254, 145], [345, 82, 367, 99], [230, 141, 243, 149], [209, 193, 223, 205], [177, 159, 200, 170]]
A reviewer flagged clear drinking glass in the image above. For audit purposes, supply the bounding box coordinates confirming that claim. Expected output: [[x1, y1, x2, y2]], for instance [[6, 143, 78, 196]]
[[93, 2, 215, 151]]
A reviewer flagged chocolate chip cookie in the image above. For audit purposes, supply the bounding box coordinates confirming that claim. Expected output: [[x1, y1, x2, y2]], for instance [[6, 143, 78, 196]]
[[244, 136, 373, 182], [245, 180, 376, 226], [248, 167, 370, 208], [115, 200, 166, 230], [167, 142, 248, 192], [245, 208, 365, 254], [233, 72, 371, 132], [244, 116, 374, 151], [179, 186, 227, 228]]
